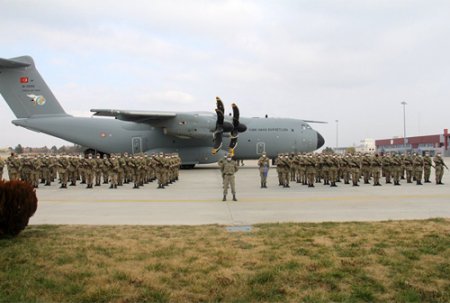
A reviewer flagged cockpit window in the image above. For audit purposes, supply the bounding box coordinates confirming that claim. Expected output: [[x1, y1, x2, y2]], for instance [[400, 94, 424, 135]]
[[301, 123, 312, 130]]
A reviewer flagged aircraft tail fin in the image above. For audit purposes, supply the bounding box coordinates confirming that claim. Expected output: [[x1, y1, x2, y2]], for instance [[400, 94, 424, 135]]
[[0, 56, 68, 118]]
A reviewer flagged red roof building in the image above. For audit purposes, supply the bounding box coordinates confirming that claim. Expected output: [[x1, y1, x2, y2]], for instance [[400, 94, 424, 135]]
[[376, 129, 449, 156]]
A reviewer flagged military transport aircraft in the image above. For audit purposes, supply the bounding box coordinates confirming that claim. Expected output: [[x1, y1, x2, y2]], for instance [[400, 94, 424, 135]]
[[0, 56, 325, 167]]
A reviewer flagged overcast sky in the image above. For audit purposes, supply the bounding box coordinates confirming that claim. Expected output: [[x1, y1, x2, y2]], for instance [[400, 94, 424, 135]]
[[1, 0, 449, 149]]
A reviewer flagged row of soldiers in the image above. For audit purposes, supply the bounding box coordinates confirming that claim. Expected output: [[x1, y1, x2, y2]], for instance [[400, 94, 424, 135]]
[[268, 152, 447, 188], [0, 152, 181, 189]]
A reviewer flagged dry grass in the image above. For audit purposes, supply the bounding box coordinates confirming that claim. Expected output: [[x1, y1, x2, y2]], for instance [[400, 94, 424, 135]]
[[0, 219, 449, 302]]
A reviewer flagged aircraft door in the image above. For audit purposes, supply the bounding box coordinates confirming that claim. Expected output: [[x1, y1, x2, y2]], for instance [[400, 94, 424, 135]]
[[256, 142, 265, 155], [132, 137, 142, 154]]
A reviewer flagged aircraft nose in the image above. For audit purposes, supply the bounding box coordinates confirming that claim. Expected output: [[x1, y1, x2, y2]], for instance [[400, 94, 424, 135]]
[[317, 132, 325, 149]]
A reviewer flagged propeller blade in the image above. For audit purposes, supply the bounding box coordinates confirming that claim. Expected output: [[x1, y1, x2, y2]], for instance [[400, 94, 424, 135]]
[[228, 103, 240, 155], [216, 97, 224, 125], [231, 103, 239, 128], [212, 97, 225, 154]]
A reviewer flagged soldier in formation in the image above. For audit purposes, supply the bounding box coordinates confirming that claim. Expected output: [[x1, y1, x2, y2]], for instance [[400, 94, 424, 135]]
[[433, 153, 448, 185], [1, 152, 181, 190], [412, 153, 424, 185], [274, 152, 445, 188], [423, 152, 433, 183], [0, 156, 4, 180]]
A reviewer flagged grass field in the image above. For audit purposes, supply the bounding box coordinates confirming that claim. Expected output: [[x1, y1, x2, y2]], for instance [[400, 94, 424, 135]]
[[0, 219, 449, 302]]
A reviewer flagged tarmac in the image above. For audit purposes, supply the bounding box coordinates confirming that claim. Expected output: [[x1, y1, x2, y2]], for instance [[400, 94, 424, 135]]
[[13, 160, 450, 225]]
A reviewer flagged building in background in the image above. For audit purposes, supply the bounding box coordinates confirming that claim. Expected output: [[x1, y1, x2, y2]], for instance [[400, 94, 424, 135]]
[[355, 138, 376, 154], [376, 129, 449, 156], [333, 138, 376, 155]]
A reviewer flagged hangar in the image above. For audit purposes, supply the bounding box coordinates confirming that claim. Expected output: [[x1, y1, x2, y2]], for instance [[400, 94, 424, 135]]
[[376, 129, 449, 156]]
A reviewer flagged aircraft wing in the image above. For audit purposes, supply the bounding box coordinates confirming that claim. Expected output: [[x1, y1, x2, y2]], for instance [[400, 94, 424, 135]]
[[90, 109, 177, 123], [302, 120, 328, 124]]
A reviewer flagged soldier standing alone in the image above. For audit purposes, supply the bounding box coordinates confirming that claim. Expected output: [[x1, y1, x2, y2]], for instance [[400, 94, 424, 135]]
[[219, 154, 238, 201], [257, 152, 270, 188]]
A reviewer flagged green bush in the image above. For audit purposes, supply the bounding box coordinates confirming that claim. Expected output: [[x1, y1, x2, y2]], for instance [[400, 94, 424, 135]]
[[0, 180, 38, 237]]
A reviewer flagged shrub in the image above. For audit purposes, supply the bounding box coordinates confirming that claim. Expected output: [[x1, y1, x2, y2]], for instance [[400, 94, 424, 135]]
[[0, 180, 38, 237]]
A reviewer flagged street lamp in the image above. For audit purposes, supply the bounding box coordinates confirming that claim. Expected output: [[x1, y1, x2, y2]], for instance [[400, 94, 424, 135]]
[[335, 119, 339, 148], [401, 101, 407, 149]]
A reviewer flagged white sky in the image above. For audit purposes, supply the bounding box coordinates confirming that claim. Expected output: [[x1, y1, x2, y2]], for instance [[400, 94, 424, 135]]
[[1, 0, 449, 149]]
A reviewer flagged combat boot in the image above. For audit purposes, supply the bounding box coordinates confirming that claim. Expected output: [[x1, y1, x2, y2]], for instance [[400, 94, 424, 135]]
[[109, 184, 113, 189], [232, 194, 237, 201], [222, 195, 226, 201], [416, 180, 422, 185]]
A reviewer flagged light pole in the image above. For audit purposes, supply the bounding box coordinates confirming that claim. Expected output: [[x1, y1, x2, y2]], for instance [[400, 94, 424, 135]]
[[335, 119, 339, 148], [401, 101, 407, 149]]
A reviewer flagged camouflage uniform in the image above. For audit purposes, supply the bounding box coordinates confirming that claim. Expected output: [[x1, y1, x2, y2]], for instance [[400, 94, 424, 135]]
[[278, 155, 291, 188], [41, 156, 54, 186], [219, 157, 238, 201], [84, 155, 97, 188], [412, 154, 424, 185], [275, 155, 283, 186], [382, 154, 392, 184], [123, 153, 133, 184], [20, 156, 33, 185], [423, 154, 432, 183], [155, 153, 166, 188], [6, 154, 21, 181], [433, 154, 447, 185], [305, 154, 316, 188], [257, 153, 270, 188], [57, 156, 70, 188], [138, 156, 148, 187], [68, 156, 79, 186], [118, 155, 126, 186], [349, 155, 361, 186], [403, 153, 413, 183], [94, 154, 104, 186], [102, 154, 110, 184], [296, 154, 305, 184], [361, 154, 372, 184], [391, 154, 402, 186], [289, 153, 296, 181], [341, 155, 351, 185], [329, 155, 339, 187], [0, 156, 4, 180], [320, 155, 330, 185], [108, 155, 120, 189], [371, 154, 382, 186]]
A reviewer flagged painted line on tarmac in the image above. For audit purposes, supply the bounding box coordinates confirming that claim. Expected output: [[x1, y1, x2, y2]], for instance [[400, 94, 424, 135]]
[[40, 193, 450, 203]]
